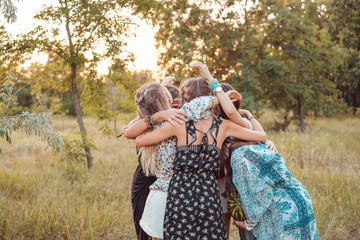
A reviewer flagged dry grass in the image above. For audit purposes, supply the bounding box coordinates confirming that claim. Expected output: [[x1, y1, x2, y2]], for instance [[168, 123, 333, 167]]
[[0, 115, 359, 239]]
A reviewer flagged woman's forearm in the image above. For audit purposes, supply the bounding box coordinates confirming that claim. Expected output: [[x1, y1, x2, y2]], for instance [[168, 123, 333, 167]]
[[249, 117, 265, 135], [124, 118, 149, 139], [124, 109, 188, 138], [216, 90, 251, 129]]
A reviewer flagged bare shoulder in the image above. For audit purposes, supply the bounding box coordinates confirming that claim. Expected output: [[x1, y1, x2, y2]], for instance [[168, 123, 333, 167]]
[[162, 120, 186, 134], [220, 119, 232, 128]]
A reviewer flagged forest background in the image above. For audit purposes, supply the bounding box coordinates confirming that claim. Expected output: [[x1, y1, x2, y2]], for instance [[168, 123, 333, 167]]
[[0, 0, 359, 239]]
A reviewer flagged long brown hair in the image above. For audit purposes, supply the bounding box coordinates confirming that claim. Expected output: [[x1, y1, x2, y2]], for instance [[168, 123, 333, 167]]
[[217, 83, 258, 179], [180, 77, 211, 103], [135, 82, 172, 176], [165, 85, 180, 100]]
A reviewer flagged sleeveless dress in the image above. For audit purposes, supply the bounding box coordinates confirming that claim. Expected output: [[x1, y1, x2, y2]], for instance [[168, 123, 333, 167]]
[[136, 96, 213, 239], [164, 116, 226, 240], [231, 144, 319, 240]]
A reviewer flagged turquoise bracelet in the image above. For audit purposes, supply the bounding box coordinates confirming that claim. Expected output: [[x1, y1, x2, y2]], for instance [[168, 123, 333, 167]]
[[210, 78, 220, 93]]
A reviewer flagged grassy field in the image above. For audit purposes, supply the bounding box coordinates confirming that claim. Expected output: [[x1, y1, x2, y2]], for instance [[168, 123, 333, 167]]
[[0, 115, 359, 239]]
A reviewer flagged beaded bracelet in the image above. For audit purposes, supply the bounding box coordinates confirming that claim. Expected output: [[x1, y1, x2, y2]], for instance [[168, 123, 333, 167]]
[[144, 115, 153, 128], [148, 115, 153, 128], [210, 96, 216, 108], [210, 78, 220, 93]]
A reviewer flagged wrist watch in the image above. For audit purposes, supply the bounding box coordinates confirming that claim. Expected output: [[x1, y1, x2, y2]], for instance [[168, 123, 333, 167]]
[[214, 85, 222, 93]]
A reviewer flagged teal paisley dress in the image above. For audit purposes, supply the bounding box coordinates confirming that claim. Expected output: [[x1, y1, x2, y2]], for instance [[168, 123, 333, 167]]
[[231, 144, 319, 240]]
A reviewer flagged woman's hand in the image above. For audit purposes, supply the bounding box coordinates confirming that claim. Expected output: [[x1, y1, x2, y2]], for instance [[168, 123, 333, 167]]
[[233, 219, 247, 230], [226, 90, 242, 103], [238, 109, 253, 119], [122, 118, 139, 138], [153, 109, 188, 126], [161, 76, 176, 86], [265, 140, 278, 153], [189, 62, 213, 82]]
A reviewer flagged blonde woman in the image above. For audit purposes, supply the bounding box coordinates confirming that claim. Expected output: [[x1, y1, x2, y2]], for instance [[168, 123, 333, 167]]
[[124, 81, 186, 240]]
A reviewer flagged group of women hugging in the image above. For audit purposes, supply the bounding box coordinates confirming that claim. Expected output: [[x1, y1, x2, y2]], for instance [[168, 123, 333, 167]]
[[124, 62, 319, 240]]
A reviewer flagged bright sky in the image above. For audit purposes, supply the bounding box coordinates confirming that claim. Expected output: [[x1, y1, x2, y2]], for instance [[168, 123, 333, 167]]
[[2, 0, 160, 76]]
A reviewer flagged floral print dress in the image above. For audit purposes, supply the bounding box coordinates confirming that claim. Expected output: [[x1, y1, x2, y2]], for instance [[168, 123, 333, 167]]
[[139, 97, 213, 239], [231, 144, 319, 240], [163, 116, 226, 240], [149, 96, 212, 192]]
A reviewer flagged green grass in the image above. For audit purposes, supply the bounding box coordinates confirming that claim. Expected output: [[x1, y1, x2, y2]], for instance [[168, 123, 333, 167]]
[[0, 115, 359, 239]]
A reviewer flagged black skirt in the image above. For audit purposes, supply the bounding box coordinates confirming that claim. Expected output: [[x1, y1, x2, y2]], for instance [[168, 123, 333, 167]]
[[131, 163, 157, 240]]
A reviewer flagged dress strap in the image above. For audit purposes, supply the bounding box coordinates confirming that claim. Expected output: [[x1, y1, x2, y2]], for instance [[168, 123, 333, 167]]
[[186, 123, 189, 145], [209, 116, 223, 145], [185, 120, 197, 145], [185, 117, 222, 146]]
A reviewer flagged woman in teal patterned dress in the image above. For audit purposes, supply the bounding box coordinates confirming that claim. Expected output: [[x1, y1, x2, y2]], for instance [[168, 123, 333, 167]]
[[219, 85, 319, 240]]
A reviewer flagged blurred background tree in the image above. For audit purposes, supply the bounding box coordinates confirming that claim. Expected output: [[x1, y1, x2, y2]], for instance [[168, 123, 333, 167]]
[[0, 0, 63, 153], [1, 0, 358, 159], [0, 0, 19, 23], [153, 0, 352, 132], [0, 75, 64, 153], [326, 0, 360, 115], [4, 0, 158, 168]]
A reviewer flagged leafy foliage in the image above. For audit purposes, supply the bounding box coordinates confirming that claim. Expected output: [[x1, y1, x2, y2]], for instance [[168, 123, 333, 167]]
[[61, 133, 98, 163], [327, 0, 360, 114], [154, 0, 348, 131], [8, 0, 147, 168], [0, 75, 63, 153], [0, 0, 19, 23]]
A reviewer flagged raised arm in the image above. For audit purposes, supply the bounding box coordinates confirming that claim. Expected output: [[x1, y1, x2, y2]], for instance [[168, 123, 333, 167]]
[[190, 62, 250, 129], [216, 90, 251, 128]]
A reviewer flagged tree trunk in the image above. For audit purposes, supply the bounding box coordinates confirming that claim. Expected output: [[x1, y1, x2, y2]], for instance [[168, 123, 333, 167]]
[[352, 84, 360, 115], [297, 97, 306, 133], [110, 81, 117, 132], [65, 7, 93, 169], [71, 62, 93, 168]]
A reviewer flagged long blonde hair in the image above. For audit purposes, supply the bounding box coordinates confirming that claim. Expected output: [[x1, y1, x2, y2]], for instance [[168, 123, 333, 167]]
[[135, 82, 172, 176]]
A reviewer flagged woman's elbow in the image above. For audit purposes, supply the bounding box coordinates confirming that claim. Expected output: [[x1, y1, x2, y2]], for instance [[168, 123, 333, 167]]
[[135, 137, 144, 147], [261, 133, 267, 143], [227, 109, 239, 120], [124, 131, 136, 139]]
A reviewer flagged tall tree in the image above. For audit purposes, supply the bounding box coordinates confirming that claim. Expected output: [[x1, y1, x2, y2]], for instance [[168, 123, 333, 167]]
[[13, 0, 143, 168], [154, 0, 267, 111], [253, 0, 344, 131]]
